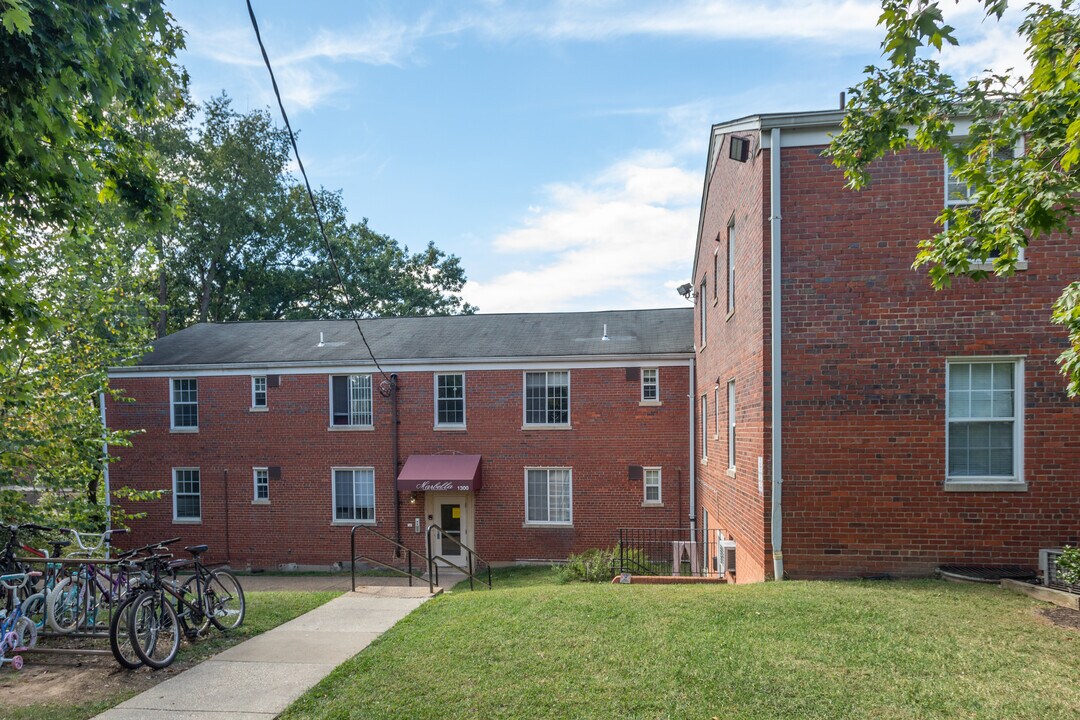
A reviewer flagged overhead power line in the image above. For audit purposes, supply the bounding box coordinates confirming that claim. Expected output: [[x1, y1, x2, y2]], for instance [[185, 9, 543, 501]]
[[245, 0, 390, 384]]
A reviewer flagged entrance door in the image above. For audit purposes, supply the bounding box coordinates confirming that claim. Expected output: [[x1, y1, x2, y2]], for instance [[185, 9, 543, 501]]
[[437, 501, 465, 564]]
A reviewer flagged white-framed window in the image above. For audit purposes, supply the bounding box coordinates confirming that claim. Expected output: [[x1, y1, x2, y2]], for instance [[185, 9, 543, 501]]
[[435, 373, 466, 427], [713, 385, 720, 439], [701, 394, 708, 460], [170, 378, 198, 430], [946, 359, 1023, 483], [712, 250, 719, 301], [944, 146, 1025, 264], [523, 371, 569, 426], [641, 368, 659, 402], [252, 376, 267, 409], [525, 467, 572, 525], [727, 218, 736, 314], [172, 468, 201, 522], [333, 467, 376, 523], [643, 467, 662, 505], [699, 278, 707, 345], [330, 375, 373, 427], [727, 379, 736, 470], [253, 467, 269, 502]]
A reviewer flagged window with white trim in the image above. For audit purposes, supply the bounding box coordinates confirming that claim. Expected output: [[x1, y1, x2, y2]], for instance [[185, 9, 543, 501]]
[[699, 279, 707, 344], [333, 468, 376, 522], [331, 375, 373, 427], [945, 147, 1025, 264], [525, 467, 572, 525], [171, 378, 198, 429], [252, 376, 267, 408], [713, 385, 719, 439], [173, 468, 201, 521], [644, 467, 662, 505], [712, 250, 719, 301], [727, 219, 736, 314], [641, 368, 659, 402], [524, 371, 569, 426], [253, 467, 269, 502], [946, 359, 1022, 482], [435, 373, 465, 427], [727, 380, 736, 470], [701, 394, 708, 460]]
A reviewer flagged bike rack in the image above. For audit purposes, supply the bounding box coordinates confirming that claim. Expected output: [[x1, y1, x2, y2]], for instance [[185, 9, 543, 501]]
[[425, 524, 492, 591], [350, 526, 431, 593]]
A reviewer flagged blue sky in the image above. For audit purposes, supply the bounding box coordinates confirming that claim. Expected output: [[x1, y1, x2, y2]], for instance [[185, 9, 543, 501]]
[[168, 1, 1025, 313]]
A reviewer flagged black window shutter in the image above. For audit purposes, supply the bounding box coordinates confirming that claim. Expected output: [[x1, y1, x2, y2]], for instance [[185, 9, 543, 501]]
[[267, 375, 280, 388], [625, 367, 640, 382], [628, 465, 644, 482], [268, 466, 282, 481], [331, 376, 348, 424]]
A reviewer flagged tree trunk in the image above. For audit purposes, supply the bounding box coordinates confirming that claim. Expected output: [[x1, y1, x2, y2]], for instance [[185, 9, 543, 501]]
[[156, 235, 168, 338], [198, 258, 216, 323]]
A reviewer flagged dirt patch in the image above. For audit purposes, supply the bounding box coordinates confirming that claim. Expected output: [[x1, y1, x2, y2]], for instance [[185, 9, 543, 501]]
[[0, 638, 200, 710], [1038, 606, 1080, 632]]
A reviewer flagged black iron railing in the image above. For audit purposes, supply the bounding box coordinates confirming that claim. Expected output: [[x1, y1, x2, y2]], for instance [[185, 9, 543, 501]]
[[350, 525, 430, 593], [426, 523, 492, 590], [617, 527, 718, 577]]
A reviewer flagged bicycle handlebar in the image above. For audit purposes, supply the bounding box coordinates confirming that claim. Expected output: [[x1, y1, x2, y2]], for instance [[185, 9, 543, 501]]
[[66, 527, 130, 554]]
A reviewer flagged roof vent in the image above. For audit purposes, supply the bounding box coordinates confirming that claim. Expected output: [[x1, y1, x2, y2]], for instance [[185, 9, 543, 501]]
[[317, 332, 325, 348], [602, 324, 610, 341]]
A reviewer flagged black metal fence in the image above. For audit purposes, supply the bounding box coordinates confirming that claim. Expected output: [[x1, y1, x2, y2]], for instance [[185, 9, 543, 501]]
[[617, 527, 717, 577]]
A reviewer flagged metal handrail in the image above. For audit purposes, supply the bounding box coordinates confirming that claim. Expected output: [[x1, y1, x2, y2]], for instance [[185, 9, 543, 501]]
[[350, 525, 431, 593], [425, 523, 492, 590]]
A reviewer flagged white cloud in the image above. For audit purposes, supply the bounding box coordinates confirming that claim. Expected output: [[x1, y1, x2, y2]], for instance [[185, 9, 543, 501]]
[[937, 8, 1029, 78], [463, 149, 700, 312]]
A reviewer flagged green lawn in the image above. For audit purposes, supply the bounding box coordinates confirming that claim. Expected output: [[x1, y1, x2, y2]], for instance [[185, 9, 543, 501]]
[[0, 590, 340, 720], [283, 569, 1079, 719]]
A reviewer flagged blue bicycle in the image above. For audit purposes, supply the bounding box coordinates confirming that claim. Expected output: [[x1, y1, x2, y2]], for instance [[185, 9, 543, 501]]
[[1, 572, 39, 670]]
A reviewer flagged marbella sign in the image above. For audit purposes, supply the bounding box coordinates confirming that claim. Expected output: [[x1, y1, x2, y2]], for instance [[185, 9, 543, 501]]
[[395, 454, 483, 492]]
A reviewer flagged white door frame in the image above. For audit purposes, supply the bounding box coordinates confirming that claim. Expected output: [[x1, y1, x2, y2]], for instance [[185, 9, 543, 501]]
[[425, 491, 473, 567]]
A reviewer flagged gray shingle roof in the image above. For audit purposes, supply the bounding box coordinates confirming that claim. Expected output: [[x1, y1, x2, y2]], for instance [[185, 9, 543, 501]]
[[119, 308, 694, 369]]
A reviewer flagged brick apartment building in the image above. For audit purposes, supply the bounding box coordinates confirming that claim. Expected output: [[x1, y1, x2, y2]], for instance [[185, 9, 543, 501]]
[[105, 310, 694, 569], [693, 109, 1080, 581]]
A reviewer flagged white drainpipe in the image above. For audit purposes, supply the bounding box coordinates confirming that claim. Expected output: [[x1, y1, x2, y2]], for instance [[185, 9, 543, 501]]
[[688, 357, 697, 534], [769, 127, 784, 581], [99, 391, 112, 552]]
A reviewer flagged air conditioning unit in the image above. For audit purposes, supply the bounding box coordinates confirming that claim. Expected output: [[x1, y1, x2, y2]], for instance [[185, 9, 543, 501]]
[[1040, 548, 1064, 585], [718, 539, 737, 576]]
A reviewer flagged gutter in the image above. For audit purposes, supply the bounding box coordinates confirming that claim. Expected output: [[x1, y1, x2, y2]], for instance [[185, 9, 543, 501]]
[[688, 357, 696, 534], [769, 127, 784, 581]]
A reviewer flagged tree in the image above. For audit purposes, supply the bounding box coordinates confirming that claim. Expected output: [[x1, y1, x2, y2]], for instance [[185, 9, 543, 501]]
[[828, 1, 1080, 392], [0, 0, 185, 527], [154, 95, 474, 333]]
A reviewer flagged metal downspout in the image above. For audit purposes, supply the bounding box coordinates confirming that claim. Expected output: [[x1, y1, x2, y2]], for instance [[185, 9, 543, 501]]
[[769, 127, 784, 581], [99, 391, 111, 554], [688, 358, 697, 534], [391, 373, 401, 555]]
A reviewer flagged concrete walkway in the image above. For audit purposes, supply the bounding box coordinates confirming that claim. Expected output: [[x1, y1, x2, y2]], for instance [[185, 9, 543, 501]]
[[95, 585, 438, 720]]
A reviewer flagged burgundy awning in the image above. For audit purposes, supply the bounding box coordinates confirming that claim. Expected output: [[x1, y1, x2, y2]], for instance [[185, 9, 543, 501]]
[[396, 455, 482, 492]]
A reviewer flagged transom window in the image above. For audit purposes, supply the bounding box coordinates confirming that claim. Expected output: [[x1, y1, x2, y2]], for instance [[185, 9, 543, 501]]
[[171, 378, 198, 429], [436, 373, 466, 426], [524, 371, 569, 426], [173, 468, 201, 521], [331, 375, 373, 427], [946, 360, 1022, 481], [525, 468, 572, 525], [641, 368, 659, 402], [252, 376, 267, 408], [333, 468, 376, 523], [253, 467, 269, 502], [644, 467, 662, 504]]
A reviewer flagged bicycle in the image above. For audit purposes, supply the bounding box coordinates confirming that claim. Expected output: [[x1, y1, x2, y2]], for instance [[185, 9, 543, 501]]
[[46, 528, 129, 634], [127, 544, 245, 669], [20, 536, 74, 630], [106, 537, 180, 669], [0, 572, 39, 670]]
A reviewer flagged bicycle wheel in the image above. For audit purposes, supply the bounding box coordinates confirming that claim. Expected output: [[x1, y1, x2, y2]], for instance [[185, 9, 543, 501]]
[[128, 591, 180, 669], [205, 570, 245, 631], [20, 591, 46, 630], [12, 615, 37, 650], [108, 593, 143, 670], [178, 575, 209, 638], [46, 576, 86, 634]]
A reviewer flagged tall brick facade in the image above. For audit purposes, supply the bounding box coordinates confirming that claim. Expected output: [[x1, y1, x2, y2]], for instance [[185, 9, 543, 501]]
[[693, 110, 1080, 580], [106, 312, 694, 570]]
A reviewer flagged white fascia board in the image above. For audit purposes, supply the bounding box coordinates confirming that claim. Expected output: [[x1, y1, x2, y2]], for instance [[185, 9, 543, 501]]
[[107, 353, 696, 378]]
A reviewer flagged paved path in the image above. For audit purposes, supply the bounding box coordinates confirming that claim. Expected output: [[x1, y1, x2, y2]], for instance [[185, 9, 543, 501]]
[[95, 585, 438, 720]]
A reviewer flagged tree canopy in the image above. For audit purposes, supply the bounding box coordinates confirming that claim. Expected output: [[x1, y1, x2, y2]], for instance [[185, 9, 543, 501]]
[[828, 0, 1080, 393]]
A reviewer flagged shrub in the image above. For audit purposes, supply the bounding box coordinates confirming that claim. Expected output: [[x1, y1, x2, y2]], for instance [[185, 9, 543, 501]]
[[1056, 546, 1080, 587], [555, 545, 650, 583]]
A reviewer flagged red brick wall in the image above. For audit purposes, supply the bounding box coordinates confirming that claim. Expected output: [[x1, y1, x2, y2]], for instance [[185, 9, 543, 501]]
[[693, 131, 770, 583], [775, 144, 1080, 577], [107, 364, 691, 569]]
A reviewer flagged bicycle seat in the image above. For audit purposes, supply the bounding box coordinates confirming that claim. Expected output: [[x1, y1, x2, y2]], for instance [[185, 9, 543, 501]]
[[50, 540, 71, 550], [184, 544, 209, 556]]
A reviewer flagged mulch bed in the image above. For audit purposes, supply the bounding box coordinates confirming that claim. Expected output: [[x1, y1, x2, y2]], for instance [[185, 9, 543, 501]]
[[1039, 606, 1080, 632]]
